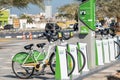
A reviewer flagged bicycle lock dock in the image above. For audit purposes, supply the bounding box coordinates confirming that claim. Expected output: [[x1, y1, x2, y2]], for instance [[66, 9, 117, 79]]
[[53, 0, 120, 80]]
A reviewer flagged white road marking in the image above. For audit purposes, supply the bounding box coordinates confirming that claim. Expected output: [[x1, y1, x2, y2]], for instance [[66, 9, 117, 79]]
[[7, 42, 27, 46]]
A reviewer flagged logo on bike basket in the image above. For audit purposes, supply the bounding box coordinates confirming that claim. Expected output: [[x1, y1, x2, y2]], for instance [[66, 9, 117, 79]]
[[80, 47, 84, 51], [109, 41, 112, 44], [103, 43, 107, 45], [71, 49, 75, 52], [59, 50, 64, 54], [97, 43, 101, 46]]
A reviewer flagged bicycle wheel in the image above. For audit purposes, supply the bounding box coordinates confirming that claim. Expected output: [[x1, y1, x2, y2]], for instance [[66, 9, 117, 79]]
[[49, 51, 75, 76], [49, 52, 56, 74], [12, 61, 34, 79], [114, 41, 120, 59], [77, 48, 86, 72]]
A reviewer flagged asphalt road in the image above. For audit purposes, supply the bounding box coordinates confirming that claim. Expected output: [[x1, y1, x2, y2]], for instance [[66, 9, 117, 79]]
[[0, 29, 73, 39]]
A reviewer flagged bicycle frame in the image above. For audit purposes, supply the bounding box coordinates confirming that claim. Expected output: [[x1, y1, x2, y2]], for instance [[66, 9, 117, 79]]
[[12, 40, 61, 69]]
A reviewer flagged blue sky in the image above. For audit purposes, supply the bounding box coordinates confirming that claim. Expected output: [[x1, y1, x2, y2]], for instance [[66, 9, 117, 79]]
[[10, 0, 73, 16]]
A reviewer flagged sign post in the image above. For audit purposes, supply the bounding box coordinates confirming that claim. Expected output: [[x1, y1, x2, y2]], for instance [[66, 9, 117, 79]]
[[78, 0, 96, 69]]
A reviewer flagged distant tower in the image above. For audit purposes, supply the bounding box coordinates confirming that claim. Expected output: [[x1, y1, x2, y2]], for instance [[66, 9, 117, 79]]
[[45, 0, 52, 19]]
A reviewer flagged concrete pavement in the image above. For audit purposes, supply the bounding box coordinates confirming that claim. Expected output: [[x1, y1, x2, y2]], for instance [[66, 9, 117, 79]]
[[81, 60, 120, 80]]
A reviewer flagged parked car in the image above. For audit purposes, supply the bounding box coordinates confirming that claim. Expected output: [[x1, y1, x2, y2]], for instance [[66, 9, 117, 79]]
[[73, 23, 78, 31], [4, 24, 14, 30], [69, 24, 74, 28], [45, 22, 61, 33], [38, 22, 61, 39]]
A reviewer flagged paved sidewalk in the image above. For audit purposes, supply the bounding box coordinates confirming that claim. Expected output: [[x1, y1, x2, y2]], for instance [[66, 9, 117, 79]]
[[0, 38, 15, 42], [79, 60, 120, 80]]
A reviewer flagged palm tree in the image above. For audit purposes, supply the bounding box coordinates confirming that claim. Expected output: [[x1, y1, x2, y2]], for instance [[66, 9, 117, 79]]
[[0, 0, 45, 11], [58, 0, 120, 30], [97, 0, 120, 18], [19, 14, 33, 23], [97, 0, 120, 31], [30, 0, 45, 10], [0, 0, 12, 10], [58, 3, 79, 21]]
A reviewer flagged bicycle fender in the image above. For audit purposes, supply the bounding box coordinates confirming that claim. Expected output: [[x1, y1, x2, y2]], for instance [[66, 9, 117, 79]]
[[12, 52, 28, 64]]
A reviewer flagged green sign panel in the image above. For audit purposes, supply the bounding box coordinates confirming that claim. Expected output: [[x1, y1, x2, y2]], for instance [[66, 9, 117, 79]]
[[80, 26, 89, 34], [79, 0, 96, 31]]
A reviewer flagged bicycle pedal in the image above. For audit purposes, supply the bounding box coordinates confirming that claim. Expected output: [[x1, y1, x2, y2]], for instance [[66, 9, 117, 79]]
[[35, 64, 41, 70]]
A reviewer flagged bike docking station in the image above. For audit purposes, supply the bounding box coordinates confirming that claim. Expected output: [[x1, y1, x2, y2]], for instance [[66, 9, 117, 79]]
[[66, 42, 89, 79], [54, 0, 120, 79], [74, 0, 120, 79], [95, 38, 116, 66], [55, 42, 89, 80], [95, 35, 117, 64], [55, 45, 70, 80], [108, 38, 116, 61], [67, 44, 79, 76], [102, 39, 110, 63], [114, 36, 119, 57], [95, 40, 104, 65], [77, 43, 89, 72]]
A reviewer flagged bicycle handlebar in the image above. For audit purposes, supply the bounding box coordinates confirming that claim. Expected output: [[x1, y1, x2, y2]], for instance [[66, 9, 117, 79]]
[[43, 30, 74, 42], [96, 28, 116, 38]]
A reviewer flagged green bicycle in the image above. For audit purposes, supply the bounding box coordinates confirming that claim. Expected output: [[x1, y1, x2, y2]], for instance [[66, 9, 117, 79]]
[[12, 31, 76, 79]]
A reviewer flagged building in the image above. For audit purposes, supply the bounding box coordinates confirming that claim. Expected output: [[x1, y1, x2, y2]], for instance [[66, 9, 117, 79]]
[[45, 6, 52, 19], [0, 9, 10, 27]]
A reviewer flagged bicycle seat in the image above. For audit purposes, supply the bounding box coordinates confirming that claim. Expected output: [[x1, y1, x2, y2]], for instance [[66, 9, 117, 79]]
[[24, 44, 34, 50], [36, 43, 46, 48]]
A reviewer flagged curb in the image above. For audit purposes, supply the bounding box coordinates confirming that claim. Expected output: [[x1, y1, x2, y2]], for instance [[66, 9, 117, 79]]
[[74, 59, 120, 80], [0, 31, 44, 39]]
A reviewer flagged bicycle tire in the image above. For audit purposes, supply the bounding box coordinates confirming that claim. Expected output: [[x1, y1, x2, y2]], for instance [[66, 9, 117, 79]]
[[49, 52, 55, 74], [77, 48, 86, 72], [12, 53, 34, 79], [114, 41, 120, 59], [49, 51, 75, 76]]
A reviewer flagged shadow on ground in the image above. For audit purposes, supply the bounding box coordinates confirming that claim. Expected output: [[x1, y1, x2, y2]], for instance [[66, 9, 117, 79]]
[[107, 75, 120, 80], [107, 70, 120, 80], [3, 75, 18, 79], [3, 72, 54, 80]]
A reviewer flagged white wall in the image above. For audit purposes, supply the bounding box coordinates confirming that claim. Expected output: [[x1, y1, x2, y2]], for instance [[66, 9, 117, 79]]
[[19, 19, 27, 29]]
